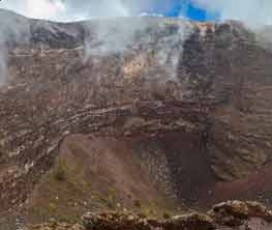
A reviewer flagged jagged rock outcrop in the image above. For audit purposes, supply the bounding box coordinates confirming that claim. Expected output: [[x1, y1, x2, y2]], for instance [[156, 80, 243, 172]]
[[25, 201, 272, 230], [1, 9, 272, 216]]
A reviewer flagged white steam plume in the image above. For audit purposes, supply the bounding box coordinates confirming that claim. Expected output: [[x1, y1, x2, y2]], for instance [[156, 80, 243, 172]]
[[0, 11, 29, 85], [84, 18, 143, 57], [83, 17, 193, 84]]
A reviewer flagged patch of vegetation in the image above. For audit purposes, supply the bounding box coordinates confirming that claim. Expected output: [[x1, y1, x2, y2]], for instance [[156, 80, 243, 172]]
[[142, 206, 155, 217], [106, 188, 118, 209], [138, 201, 169, 219], [48, 202, 58, 213], [0, 145, 7, 164], [98, 187, 118, 209], [133, 199, 142, 208], [163, 211, 171, 219], [53, 160, 67, 181]]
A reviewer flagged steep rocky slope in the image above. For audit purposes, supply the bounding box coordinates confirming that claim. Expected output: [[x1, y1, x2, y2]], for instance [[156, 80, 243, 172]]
[[1, 8, 272, 227]]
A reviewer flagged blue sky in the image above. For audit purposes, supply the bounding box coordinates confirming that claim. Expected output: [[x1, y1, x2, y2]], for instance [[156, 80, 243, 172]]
[[169, 2, 219, 21], [3, 0, 271, 25], [142, 0, 219, 21]]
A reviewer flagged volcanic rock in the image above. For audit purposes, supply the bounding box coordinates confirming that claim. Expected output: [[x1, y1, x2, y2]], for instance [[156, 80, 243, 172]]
[[1, 8, 272, 222]]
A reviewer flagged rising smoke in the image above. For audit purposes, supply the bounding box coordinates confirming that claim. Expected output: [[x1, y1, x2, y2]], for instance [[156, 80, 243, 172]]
[[0, 10, 29, 85]]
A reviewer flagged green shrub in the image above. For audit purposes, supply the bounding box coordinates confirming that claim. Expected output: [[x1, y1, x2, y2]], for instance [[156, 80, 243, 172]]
[[163, 211, 171, 219], [54, 160, 66, 181], [134, 199, 142, 208]]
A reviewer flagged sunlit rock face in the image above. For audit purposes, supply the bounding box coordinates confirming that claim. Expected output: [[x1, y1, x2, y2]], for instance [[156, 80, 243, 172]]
[[1, 8, 272, 213]]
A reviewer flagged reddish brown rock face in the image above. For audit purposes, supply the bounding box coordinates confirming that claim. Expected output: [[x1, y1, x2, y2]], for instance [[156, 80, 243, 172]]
[[1, 9, 272, 221]]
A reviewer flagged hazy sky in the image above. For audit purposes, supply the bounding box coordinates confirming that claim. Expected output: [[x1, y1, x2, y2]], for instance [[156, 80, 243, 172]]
[[0, 0, 271, 25], [0, 0, 183, 21]]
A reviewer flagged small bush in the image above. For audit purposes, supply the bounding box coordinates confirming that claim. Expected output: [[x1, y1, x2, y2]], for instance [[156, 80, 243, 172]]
[[106, 188, 117, 209], [163, 211, 171, 219], [54, 160, 66, 181], [48, 202, 57, 212], [134, 199, 142, 208], [142, 207, 154, 217]]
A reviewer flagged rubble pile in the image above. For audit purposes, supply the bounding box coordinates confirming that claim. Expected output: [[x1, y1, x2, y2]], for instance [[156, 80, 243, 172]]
[[26, 201, 272, 230]]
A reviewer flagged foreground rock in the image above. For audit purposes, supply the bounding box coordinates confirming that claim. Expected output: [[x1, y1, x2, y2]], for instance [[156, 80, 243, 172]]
[[25, 201, 272, 230]]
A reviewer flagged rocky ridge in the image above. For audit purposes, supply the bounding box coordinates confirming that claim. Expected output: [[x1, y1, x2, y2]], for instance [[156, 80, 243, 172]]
[[23, 201, 272, 230]]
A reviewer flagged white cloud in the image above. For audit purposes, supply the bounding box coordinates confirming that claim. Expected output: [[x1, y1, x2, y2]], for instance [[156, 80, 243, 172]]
[[0, 0, 183, 22], [0, 0, 66, 20], [0, 0, 131, 21], [25, 0, 66, 20]]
